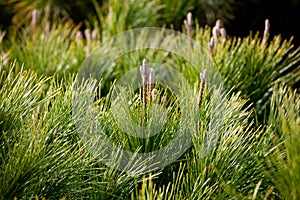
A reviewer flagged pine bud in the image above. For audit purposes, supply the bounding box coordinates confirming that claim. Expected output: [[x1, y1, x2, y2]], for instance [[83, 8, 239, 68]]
[[220, 27, 227, 47], [184, 12, 193, 36], [148, 68, 155, 85], [198, 69, 207, 108], [92, 29, 98, 41], [84, 29, 91, 44], [263, 19, 270, 38], [76, 31, 83, 45], [208, 37, 215, 54], [261, 19, 270, 48], [212, 26, 220, 41], [187, 12, 193, 27], [31, 9, 38, 35], [140, 59, 148, 84], [215, 19, 221, 29]]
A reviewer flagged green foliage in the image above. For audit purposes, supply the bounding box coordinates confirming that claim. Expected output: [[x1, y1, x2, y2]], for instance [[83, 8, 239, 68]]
[[0, 2, 300, 199], [90, 0, 164, 40], [204, 27, 300, 121], [159, 0, 195, 27], [8, 18, 86, 76], [3, 0, 93, 26], [132, 90, 270, 199], [0, 67, 147, 199], [264, 85, 300, 199]]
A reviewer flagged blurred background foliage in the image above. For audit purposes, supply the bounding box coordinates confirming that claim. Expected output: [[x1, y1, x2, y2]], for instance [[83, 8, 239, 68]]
[[1, 0, 300, 45]]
